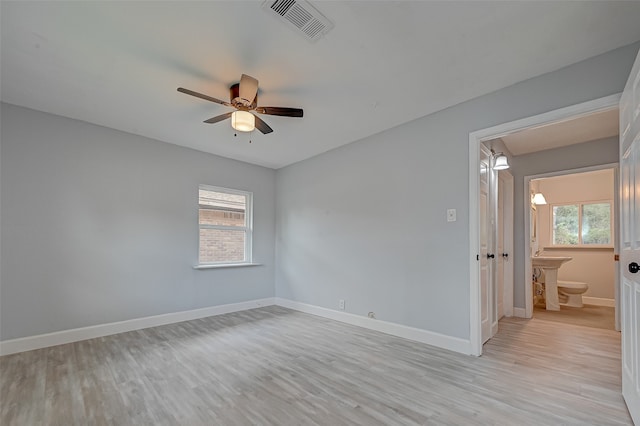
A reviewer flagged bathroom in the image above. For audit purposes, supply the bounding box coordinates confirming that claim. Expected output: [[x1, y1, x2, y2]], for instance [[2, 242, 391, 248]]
[[530, 168, 616, 330]]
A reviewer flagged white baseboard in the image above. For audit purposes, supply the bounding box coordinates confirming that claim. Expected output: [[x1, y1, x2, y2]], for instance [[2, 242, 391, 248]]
[[1, 297, 474, 357], [513, 307, 527, 318], [582, 296, 615, 307], [0, 298, 275, 356], [274, 298, 472, 355]]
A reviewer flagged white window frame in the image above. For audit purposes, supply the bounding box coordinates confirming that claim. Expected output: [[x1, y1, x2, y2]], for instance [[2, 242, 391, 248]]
[[550, 199, 613, 248], [198, 184, 253, 266]]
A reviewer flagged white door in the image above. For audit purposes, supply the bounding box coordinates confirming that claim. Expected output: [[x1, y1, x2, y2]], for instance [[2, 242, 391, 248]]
[[500, 171, 515, 318], [619, 48, 640, 425], [490, 157, 499, 338], [480, 145, 498, 343], [497, 174, 505, 320], [480, 145, 491, 343]]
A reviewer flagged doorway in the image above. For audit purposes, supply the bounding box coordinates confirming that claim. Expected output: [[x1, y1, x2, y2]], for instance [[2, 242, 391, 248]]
[[468, 93, 621, 356], [527, 167, 618, 331]]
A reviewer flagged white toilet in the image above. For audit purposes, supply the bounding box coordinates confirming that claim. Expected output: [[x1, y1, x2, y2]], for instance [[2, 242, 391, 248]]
[[556, 280, 589, 308]]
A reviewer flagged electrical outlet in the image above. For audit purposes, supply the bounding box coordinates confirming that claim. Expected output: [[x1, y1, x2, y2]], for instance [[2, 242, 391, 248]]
[[339, 299, 345, 310]]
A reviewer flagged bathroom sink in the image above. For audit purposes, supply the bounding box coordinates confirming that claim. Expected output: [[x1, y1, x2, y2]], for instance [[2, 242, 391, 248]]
[[532, 256, 573, 311], [531, 256, 572, 268]]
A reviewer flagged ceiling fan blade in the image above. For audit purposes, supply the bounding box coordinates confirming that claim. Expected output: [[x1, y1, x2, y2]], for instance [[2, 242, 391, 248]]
[[177, 87, 231, 106], [254, 115, 273, 134], [255, 106, 303, 118], [203, 112, 233, 124], [239, 74, 258, 104]]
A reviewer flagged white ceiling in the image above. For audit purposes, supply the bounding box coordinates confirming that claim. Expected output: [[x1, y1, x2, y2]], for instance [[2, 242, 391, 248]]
[[501, 108, 620, 156], [2, 1, 640, 169]]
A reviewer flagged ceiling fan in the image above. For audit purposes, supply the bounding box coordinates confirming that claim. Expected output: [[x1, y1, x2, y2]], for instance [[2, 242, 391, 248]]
[[177, 74, 303, 135]]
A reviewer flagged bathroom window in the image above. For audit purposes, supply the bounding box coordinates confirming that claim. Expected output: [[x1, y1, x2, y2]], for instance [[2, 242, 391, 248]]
[[198, 185, 253, 265], [552, 202, 612, 246]]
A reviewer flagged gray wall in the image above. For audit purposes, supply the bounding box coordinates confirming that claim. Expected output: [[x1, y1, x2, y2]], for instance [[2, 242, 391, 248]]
[[0, 103, 276, 340], [275, 42, 639, 340], [511, 137, 619, 307], [2, 42, 638, 344]]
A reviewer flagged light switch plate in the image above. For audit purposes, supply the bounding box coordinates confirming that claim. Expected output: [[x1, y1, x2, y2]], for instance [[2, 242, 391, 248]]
[[447, 209, 456, 222]]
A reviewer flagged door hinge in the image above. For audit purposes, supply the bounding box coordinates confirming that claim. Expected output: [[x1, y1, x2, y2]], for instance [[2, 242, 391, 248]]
[[614, 254, 620, 261], [476, 254, 479, 261]]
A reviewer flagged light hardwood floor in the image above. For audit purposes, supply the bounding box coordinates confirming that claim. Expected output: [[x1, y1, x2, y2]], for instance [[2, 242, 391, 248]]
[[0, 306, 632, 425], [533, 304, 616, 330]]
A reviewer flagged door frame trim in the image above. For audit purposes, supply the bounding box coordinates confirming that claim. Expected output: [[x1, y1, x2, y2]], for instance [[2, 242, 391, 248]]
[[468, 93, 621, 356]]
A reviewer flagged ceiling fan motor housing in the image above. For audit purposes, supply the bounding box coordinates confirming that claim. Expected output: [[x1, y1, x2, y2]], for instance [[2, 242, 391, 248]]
[[230, 83, 257, 110]]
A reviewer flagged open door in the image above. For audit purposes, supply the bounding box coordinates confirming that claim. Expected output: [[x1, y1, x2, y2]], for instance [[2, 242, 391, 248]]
[[497, 176, 505, 319], [480, 145, 499, 344], [619, 48, 640, 424], [498, 171, 514, 318]]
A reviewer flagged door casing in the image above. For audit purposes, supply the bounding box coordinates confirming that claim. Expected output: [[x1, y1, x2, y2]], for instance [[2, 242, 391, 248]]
[[468, 93, 621, 356]]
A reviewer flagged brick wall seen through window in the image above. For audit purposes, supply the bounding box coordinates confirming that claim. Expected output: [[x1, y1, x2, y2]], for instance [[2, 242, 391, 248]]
[[198, 185, 252, 264]]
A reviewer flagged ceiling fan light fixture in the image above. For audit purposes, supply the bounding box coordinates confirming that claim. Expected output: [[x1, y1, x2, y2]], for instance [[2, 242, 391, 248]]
[[178, 73, 302, 135], [231, 111, 255, 132]]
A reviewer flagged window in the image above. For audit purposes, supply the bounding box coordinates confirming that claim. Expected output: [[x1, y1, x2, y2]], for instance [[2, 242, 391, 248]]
[[198, 185, 252, 265], [552, 202, 612, 246]]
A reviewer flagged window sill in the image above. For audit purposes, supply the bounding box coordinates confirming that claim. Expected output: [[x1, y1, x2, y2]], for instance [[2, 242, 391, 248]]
[[193, 263, 262, 270], [543, 246, 614, 251]]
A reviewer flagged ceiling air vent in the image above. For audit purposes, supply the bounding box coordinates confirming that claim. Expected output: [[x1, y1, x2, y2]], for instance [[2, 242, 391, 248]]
[[263, 0, 334, 42]]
